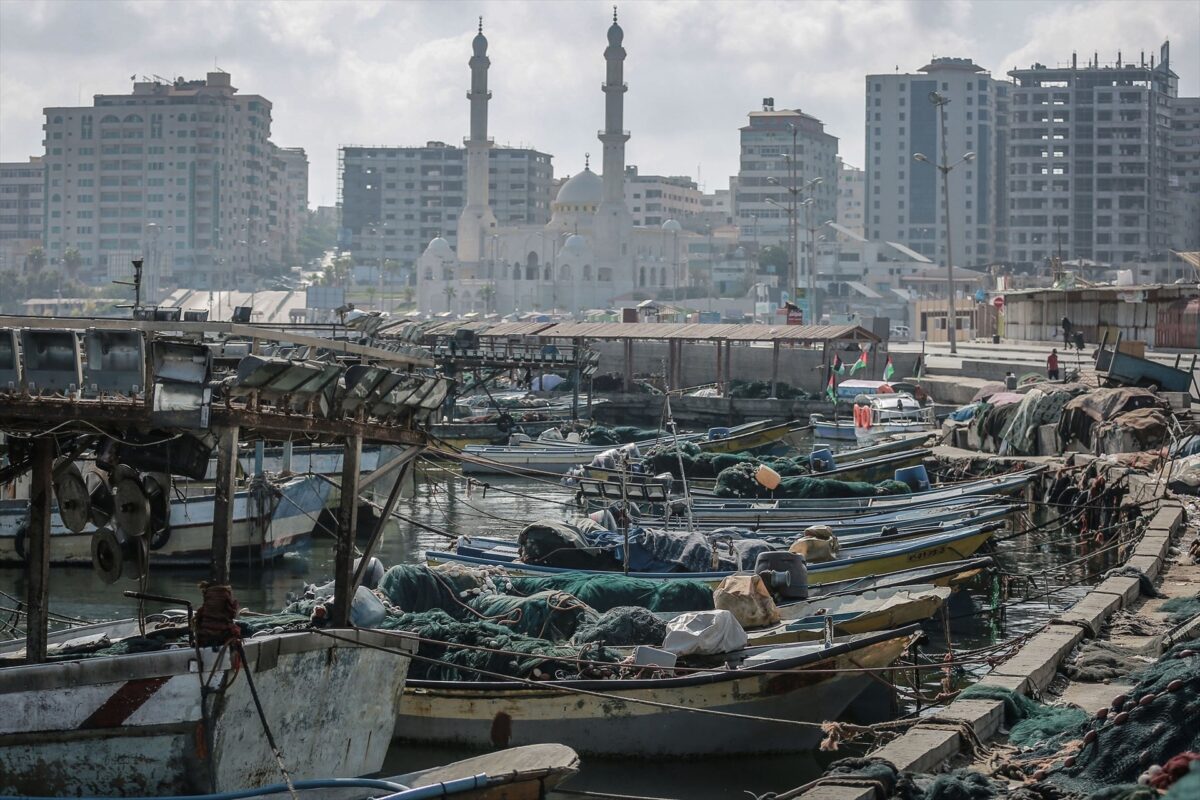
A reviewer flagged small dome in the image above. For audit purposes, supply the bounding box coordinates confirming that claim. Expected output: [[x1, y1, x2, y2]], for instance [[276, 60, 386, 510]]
[[562, 234, 590, 255], [734, 246, 747, 258], [554, 168, 603, 206], [607, 15, 623, 47], [661, 219, 682, 232], [424, 237, 454, 258], [472, 31, 487, 57]]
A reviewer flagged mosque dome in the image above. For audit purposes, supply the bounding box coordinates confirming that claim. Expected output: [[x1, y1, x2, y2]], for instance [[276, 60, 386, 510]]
[[554, 168, 603, 206], [472, 17, 487, 56], [661, 219, 682, 232], [561, 234, 590, 255], [424, 237, 454, 258], [607, 12, 624, 46]]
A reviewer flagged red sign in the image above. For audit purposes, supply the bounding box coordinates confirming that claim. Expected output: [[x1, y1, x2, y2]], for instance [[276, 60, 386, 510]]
[[993, 295, 1005, 309], [787, 309, 804, 325]]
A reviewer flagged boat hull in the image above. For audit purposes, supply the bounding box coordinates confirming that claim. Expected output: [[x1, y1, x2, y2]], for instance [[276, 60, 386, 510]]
[[0, 628, 414, 796], [396, 634, 908, 756]]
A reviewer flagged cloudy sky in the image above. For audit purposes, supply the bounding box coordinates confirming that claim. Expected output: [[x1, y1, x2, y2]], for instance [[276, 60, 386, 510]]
[[2, 0, 1196, 207]]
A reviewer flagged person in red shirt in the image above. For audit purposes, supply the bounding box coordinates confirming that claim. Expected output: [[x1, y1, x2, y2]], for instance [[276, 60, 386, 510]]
[[1047, 348, 1060, 381]]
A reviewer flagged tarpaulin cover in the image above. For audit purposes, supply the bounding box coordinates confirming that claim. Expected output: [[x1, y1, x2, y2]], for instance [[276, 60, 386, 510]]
[[1059, 387, 1167, 447]]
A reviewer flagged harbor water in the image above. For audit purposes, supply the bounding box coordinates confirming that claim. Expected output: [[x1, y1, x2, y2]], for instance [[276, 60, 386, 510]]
[[0, 436, 1116, 799]]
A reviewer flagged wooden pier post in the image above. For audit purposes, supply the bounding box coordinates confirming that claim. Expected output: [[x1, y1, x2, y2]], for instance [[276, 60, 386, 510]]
[[770, 340, 780, 398], [332, 434, 363, 627], [623, 338, 634, 393], [24, 437, 53, 664], [210, 425, 239, 585], [352, 447, 419, 591]]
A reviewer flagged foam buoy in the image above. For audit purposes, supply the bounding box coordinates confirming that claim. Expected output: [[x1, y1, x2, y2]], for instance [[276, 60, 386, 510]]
[[754, 464, 781, 490]]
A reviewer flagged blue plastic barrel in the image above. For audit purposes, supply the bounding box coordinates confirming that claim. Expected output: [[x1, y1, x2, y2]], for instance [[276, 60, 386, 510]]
[[894, 464, 930, 492], [809, 447, 836, 472]]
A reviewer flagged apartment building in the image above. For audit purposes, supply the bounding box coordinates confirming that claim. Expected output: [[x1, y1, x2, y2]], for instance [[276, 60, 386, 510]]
[[734, 101, 838, 283], [41, 72, 298, 288], [0, 157, 44, 273], [623, 165, 703, 228], [865, 57, 1001, 272], [835, 157, 865, 240], [1006, 46, 1178, 267], [1170, 95, 1200, 251], [338, 143, 553, 270], [269, 146, 309, 267]]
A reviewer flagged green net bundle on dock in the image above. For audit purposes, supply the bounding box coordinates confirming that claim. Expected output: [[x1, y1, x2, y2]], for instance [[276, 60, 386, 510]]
[[713, 461, 913, 500]]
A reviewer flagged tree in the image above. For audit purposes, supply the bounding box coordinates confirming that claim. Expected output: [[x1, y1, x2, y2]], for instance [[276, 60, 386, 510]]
[[757, 245, 789, 276], [24, 246, 46, 275], [443, 285, 456, 312], [479, 284, 497, 314], [366, 286, 377, 309], [62, 248, 83, 284], [331, 254, 353, 285], [401, 286, 415, 308], [383, 258, 401, 310], [297, 210, 337, 263]]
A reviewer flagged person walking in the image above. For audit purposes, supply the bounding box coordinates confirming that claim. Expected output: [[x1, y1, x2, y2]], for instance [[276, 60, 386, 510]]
[[1061, 315, 1072, 348], [1047, 348, 1060, 381]]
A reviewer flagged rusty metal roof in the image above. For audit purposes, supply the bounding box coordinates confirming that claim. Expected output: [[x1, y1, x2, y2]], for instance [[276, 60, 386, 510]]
[[476, 322, 879, 343]]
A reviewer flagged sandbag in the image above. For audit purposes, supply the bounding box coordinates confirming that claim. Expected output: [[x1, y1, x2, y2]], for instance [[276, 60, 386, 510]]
[[789, 535, 839, 563], [713, 574, 780, 629], [662, 609, 748, 656]]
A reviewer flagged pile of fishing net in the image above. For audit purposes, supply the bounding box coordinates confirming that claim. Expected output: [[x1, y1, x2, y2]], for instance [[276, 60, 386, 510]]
[[990, 636, 1200, 796], [571, 605, 667, 647], [642, 441, 811, 480], [728, 379, 808, 400], [582, 425, 665, 446], [378, 608, 622, 682], [507, 573, 714, 613], [1160, 595, 1200, 625], [713, 461, 912, 499]]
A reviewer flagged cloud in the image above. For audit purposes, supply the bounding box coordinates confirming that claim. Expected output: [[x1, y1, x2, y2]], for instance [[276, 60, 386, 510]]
[[1, 0, 1196, 206]]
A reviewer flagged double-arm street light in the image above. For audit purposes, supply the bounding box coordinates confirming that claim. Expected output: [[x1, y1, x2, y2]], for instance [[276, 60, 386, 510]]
[[767, 173, 823, 319], [914, 90, 974, 354]]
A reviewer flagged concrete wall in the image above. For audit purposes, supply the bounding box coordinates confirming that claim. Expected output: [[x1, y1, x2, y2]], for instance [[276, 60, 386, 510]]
[[593, 340, 921, 394]]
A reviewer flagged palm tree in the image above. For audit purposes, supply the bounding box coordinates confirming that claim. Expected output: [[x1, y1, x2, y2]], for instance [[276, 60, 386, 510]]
[[62, 248, 83, 284], [24, 246, 46, 275], [479, 284, 497, 314], [333, 254, 354, 285], [443, 285, 457, 312]]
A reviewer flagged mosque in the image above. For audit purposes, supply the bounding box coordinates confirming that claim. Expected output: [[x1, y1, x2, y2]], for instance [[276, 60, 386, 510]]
[[416, 11, 698, 316]]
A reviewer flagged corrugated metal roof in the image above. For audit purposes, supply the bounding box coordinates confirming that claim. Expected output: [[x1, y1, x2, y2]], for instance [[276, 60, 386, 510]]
[[477, 321, 879, 343]]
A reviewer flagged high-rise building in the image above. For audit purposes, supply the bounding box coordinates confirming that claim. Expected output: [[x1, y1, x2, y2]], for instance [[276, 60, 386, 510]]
[[734, 101, 838, 283], [1170, 95, 1200, 251], [269, 146, 308, 267], [865, 58, 1000, 272], [41, 72, 295, 288], [1006, 45, 1178, 267], [0, 157, 44, 273], [338, 143, 553, 271], [835, 157, 865, 241], [624, 166, 702, 228]]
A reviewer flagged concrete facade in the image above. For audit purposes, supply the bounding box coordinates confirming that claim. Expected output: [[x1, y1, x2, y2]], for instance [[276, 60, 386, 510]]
[[338, 143, 554, 274], [1006, 47, 1178, 268], [734, 103, 838, 285], [624, 166, 703, 228], [0, 157, 44, 273], [866, 58, 1001, 272], [41, 72, 296, 288], [1169, 95, 1200, 251], [835, 157, 865, 240]]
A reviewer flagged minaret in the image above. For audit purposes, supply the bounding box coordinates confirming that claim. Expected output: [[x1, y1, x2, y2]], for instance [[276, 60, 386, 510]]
[[594, 6, 633, 265], [456, 17, 497, 263]]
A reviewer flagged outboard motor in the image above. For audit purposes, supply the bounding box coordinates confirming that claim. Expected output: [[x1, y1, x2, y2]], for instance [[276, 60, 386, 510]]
[[753, 551, 809, 600]]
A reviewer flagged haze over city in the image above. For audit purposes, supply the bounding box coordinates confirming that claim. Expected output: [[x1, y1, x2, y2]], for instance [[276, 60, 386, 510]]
[[2, 0, 1197, 205]]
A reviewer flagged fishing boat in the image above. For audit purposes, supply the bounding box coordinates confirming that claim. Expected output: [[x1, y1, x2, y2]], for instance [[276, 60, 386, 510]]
[[811, 391, 937, 442], [0, 621, 417, 796], [396, 627, 916, 756], [428, 523, 999, 586], [0, 473, 333, 567], [743, 585, 952, 645]]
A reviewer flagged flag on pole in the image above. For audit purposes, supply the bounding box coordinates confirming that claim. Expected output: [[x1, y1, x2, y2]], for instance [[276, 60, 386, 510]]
[[883, 355, 895, 381], [849, 349, 868, 375], [832, 353, 846, 375], [826, 372, 836, 402]]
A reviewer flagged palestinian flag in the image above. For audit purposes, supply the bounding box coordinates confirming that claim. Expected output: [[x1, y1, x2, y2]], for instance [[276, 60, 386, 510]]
[[849, 349, 868, 375], [826, 372, 837, 402], [831, 353, 846, 375], [883, 355, 895, 381]]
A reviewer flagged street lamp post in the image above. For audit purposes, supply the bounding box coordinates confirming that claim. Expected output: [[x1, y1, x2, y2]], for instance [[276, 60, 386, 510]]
[[914, 91, 974, 355]]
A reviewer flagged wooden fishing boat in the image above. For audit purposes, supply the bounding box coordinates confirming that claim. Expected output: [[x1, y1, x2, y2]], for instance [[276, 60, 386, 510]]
[[395, 628, 916, 757], [744, 585, 952, 644], [811, 392, 936, 442], [0, 622, 417, 796], [0, 473, 333, 567], [809, 555, 992, 598], [428, 524, 998, 586]]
